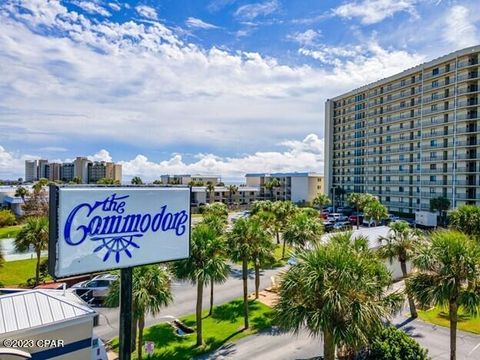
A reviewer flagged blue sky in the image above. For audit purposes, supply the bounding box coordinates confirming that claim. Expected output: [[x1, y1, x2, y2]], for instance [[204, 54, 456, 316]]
[[0, 0, 479, 182]]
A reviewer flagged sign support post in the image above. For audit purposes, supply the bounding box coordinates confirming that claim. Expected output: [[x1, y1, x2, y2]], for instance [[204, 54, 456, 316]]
[[119, 267, 133, 360]]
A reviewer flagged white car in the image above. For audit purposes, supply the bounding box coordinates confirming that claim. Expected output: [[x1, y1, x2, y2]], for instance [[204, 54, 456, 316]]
[[71, 274, 117, 303], [388, 214, 400, 222], [362, 219, 379, 227]]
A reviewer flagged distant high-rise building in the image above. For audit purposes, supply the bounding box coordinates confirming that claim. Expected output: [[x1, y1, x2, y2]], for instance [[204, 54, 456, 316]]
[[87, 161, 122, 183], [37, 159, 48, 179], [74, 157, 90, 183], [47, 163, 62, 181], [25, 160, 38, 182], [61, 163, 75, 182]]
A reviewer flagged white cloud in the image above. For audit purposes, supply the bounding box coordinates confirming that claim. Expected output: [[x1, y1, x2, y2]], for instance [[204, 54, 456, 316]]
[[186, 17, 219, 30], [108, 3, 121, 11], [333, 0, 418, 24], [135, 5, 158, 20], [88, 149, 113, 162], [287, 29, 321, 46], [234, 0, 279, 20], [0, 146, 36, 179], [74, 1, 111, 17], [118, 134, 324, 182], [0, 0, 430, 179], [442, 5, 480, 49]]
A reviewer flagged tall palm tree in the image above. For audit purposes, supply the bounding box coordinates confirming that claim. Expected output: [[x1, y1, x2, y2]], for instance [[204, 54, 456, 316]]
[[227, 184, 238, 206], [106, 265, 172, 359], [227, 217, 263, 329], [206, 182, 215, 204], [250, 224, 274, 299], [430, 196, 451, 227], [407, 230, 480, 360], [170, 223, 219, 345], [347, 193, 368, 229], [14, 217, 48, 286], [274, 233, 402, 360], [448, 205, 480, 239], [378, 220, 422, 319], [272, 201, 297, 245], [283, 211, 323, 257], [313, 193, 331, 209]]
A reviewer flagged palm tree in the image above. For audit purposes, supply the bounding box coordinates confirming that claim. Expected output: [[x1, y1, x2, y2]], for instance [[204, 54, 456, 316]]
[[448, 205, 480, 239], [283, 211, 323, 257], [227, 217, 263, 329], [347, 193, 368, 229], [363, 200, 388, 227], [430, 196, 451, 227], [206, 182, 215, 204], [250, 200, 273, 215], [408, 230, 480, 360], [15, 186, 29, 203], [378, 220, 422, 319], [313, 193, 331, 209], [131, 176, 143, 185], [106, 265, 172, 359], [72, 176, 82, 184], [272, 201, 297, 245], [14, 217, 48, 286], [170, 223, 219, 345], [274, 233, 403, 360], [227, 184, 238, 206], [250, 223, 274, 299], [265, 178, 281, 201]]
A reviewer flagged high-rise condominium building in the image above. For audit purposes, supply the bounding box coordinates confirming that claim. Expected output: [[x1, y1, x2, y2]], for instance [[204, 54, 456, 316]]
[[325, 46, 480, 214], [25, 160, 38, 182], [73, 157, 90, 183]]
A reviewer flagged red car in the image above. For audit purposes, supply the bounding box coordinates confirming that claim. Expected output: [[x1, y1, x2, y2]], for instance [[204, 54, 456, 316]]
[[348, 214, 363, 225]]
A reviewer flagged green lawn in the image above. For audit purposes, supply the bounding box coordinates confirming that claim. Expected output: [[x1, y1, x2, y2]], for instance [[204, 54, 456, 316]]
[[418, 306, 480, 334], [110, 298, 274, 360], [0, 257, 49, 287], [0, 225, 22, 239]]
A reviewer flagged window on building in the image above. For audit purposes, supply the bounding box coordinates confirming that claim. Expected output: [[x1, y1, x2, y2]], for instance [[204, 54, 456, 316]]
[[430, 175, 436, 182], [432, 68, 439, 76]]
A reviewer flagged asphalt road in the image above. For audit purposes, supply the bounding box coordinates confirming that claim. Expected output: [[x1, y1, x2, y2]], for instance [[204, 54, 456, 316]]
[[93, 264, 286, 340], [201, 309, 480, 360]]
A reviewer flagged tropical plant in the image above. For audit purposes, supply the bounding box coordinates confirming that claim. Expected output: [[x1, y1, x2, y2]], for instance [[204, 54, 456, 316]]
[[407, 230, 480, 360], [0, 209, 16, 227], [366, 326, 429, 360], [22, 181, 49, 218], [313, 193, 331, 209], [170, 223, 223, 345], [72, 176, 82, 184], [106, 265, 172, 359], [250, 223, 274, 299], [272, 201, 297, 245], [131, 176, 143, 185], [227, 217, 265, 328], [250, 200, 273, 215], [363, 201, 388, 227], [152, 179, 162, 184], [14, 217, 49, 286], [283, 211, 323, 257], [430, 196, 451, 226], [378, 220, 422, 319], [97, 177, 120, 185], [227, 184, 238, 205], [15, 186, 29, 202], [206, 182, 215, 204], [448, 205, 480, 240], [274, 233, 403, 360], [265, 177, 281, 201], [347, 193, 374, 229]]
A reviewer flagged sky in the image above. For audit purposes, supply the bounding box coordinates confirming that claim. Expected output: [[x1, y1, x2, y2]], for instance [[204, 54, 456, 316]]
[[0, 0, 479, 183]]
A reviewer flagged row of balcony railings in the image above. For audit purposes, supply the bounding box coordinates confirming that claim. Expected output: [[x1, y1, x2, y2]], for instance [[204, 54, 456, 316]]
[[333, 62, 479, 109]]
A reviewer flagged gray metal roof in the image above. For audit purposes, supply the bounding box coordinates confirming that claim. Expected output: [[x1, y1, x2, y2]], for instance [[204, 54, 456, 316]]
[[0, 290, 95, 335]]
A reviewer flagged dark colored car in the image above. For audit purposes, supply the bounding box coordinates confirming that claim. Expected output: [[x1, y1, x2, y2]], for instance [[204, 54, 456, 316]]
[[348, 214, 363, 225]]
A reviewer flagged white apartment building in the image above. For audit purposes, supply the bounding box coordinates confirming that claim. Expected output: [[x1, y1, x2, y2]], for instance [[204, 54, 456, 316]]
[[325, 46, 480, 214], [245, 172, 324, 204], [160, 174, 221, 185]]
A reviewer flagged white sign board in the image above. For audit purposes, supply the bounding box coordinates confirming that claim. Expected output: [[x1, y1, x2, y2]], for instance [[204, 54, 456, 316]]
[[49, 186, 190, 278]]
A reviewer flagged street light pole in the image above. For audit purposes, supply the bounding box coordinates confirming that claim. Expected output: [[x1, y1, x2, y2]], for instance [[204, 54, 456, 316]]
[[119, 267, 133, 360]]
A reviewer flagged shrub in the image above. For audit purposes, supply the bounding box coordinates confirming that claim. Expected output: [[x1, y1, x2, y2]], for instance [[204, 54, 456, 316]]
[[0, 209, 16, 227], [366, 326, 429, 360]]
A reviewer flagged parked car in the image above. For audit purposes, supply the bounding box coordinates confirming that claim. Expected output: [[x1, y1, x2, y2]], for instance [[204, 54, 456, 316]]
[[362, 218, 379, 227], [327, 213, 342, 222], [387, 214, 400, 222], [71, 274, 117, 304], [323, 220, 335, 232], [333, 221, 351, 230], [349, 214, 363, 225]]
